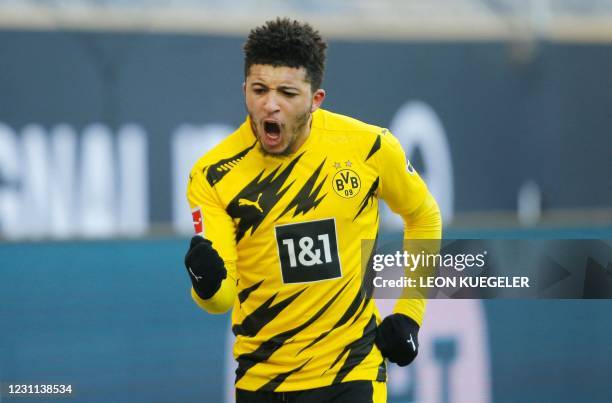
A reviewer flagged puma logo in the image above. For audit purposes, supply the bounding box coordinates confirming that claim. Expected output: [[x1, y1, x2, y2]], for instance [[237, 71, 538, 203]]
[[189, 267, 202, 282], [407, 334, 416, 352], [238, 193, 263, 213]]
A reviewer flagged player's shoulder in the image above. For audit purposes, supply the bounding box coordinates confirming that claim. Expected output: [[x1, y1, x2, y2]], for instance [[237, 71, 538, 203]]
[[316, 109, 385, 138], [190, 121, 256, 175], [315, 109, 394, 156]]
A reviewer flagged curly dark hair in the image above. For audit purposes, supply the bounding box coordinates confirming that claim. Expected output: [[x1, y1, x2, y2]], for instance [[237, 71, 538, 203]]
[[243, 18, 327, 91]]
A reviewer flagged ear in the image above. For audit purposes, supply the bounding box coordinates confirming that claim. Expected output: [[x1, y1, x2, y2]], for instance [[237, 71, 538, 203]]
[[310, 89, 326, 112], [242, 82, 246, 96]]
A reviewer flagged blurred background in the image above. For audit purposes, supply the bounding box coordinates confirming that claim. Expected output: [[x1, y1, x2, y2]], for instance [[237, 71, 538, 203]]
[[1, 0, 611, 402]]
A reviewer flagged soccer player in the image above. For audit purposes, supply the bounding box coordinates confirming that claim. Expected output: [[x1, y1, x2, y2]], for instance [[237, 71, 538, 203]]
[[183, 18, 442, 403]]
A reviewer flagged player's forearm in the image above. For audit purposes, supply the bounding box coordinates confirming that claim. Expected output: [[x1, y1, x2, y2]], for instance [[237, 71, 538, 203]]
[[191, 267, 237, 314], [395, 192, 442, 325], [403, 192, 442, 240], [393, 298, 426, 326], [184, 234, 237, 314]]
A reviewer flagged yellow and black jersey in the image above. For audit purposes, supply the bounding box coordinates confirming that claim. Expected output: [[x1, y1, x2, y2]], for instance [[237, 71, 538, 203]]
[[186, 108, 441, 392]]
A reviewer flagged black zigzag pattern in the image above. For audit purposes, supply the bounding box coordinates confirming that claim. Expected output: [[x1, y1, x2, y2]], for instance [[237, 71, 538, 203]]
[[205, 141, 257, 187]]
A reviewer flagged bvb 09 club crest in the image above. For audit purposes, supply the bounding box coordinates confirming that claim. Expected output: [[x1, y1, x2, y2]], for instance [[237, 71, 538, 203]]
[[332, 169, 361, 198]]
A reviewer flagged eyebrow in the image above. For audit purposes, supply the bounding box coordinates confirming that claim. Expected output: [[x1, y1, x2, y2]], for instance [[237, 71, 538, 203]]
[[250, 82, 301, 92]]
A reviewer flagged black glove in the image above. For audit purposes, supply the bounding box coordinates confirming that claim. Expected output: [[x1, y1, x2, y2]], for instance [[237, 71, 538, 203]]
[[184, 236, 227, 299], [375, 313, 420, 366]]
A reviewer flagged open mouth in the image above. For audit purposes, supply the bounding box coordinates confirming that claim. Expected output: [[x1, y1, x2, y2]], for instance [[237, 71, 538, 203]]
[[264, 120, 281, 137], [261, 120, 282, 149]]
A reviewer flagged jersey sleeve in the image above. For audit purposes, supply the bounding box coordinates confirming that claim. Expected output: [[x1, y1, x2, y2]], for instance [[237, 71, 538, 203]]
[[378, 132, 427, 222], [186, 164, 238, 314], [376, 131, 442, 326]]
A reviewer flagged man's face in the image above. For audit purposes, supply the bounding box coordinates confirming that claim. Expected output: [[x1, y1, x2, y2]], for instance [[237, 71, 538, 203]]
[[244, 64, 325, 155]]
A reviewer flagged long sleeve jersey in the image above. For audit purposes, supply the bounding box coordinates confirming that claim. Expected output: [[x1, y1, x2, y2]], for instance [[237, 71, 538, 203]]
[[186, 108, 442, 392]]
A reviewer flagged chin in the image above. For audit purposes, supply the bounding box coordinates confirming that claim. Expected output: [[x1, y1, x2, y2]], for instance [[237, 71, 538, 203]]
[[259, 142, 284, 156], [259, 142, 292, 157]]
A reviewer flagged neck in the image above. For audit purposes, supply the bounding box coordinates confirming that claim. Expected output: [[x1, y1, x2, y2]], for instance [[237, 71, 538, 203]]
[[289, 113, 313, 154]]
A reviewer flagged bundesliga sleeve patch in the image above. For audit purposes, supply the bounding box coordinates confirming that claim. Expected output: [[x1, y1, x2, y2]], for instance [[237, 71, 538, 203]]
[[191, 207, 204, 234]]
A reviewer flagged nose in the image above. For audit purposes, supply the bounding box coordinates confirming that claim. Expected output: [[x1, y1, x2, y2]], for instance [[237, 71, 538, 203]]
[[263, 91, 281, 113]]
